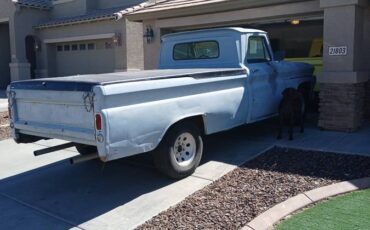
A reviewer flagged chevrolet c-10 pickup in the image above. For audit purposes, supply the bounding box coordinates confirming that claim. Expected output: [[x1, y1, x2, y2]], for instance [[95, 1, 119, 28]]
[[8, 28, 314, 178]]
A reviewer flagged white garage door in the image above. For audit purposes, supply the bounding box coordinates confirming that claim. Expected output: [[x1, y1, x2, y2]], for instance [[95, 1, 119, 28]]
[[55, 39, 115, 77]]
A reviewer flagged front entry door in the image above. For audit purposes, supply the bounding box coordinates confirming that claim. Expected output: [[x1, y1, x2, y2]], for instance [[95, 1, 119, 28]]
[[25, 36, 37, 79], [247, 35, 277, 121]]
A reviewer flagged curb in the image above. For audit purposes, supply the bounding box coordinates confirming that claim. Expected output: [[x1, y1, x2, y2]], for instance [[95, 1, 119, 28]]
[[242, 177, 370, 230]]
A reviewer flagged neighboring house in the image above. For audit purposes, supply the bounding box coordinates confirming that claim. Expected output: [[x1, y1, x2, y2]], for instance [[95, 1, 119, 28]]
[[127, 0, 370, 133], [0, 0, 148, 89]]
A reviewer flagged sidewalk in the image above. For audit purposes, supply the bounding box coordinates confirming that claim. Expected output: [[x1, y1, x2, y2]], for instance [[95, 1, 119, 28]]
[[0, 91, 7, 113], [0, 118, 369, 229]]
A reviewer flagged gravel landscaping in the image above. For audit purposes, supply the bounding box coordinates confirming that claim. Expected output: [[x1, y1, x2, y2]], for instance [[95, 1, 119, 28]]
[[0, 112, 8, 126], [0, 112, 10, 140], [137, 147, 370, 230]]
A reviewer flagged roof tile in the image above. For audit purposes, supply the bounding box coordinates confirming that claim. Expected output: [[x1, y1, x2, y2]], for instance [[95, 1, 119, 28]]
[[13, 0, 52, 10]]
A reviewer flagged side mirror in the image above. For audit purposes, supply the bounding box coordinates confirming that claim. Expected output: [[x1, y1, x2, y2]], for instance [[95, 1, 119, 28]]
[[274, 51, 285, 61]]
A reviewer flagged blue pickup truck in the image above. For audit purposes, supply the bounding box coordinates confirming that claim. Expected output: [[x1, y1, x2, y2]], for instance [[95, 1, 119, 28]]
[[8, 27, 314, 178]]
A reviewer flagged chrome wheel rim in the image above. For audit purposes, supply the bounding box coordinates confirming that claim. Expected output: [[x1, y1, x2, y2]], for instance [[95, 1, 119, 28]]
[[172, 132, 196, 167]]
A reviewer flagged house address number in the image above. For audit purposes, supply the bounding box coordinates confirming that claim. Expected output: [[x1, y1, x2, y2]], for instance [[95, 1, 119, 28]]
[[329, 46, 347, 56]]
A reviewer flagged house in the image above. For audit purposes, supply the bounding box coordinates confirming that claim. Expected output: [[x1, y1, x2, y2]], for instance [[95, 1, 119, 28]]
[[0, 0, 147, 89], [127, 0, 370, 133]]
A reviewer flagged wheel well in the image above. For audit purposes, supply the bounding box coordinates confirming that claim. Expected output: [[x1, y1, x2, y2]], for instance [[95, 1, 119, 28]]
[[298, 82, 312, 91], [170, 116, 206, 135]]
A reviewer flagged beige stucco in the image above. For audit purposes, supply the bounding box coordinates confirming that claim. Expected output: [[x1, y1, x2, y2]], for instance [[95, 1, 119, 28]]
[[318, 0, 369, 84], [36, 19, 141, 77]]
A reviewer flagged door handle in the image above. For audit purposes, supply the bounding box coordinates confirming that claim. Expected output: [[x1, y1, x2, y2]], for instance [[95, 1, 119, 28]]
[[251, 69, 259, 73]]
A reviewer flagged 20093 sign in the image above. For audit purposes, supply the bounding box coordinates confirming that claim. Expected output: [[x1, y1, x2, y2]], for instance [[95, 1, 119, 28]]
[[329, 46, 347, 56]]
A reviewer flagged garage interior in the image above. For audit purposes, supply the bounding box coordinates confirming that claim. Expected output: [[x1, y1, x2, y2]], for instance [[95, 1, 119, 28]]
[[0, 22, 11, 89]]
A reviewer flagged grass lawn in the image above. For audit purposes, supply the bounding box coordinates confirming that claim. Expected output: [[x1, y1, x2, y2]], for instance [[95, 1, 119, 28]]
[[276, 189, 370, 230]]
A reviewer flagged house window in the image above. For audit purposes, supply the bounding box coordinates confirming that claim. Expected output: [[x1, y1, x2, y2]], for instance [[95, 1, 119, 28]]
[[79, 44, 86, 50], [71, 44, 78, 51], [57, 45, 63, 52], [173, 41, 219, 60], [64, 44, 70, 51], [87, 43, 95, 50]]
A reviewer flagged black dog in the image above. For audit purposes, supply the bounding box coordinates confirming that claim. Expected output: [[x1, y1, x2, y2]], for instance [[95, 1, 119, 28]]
[[277, 88, 305, 140]]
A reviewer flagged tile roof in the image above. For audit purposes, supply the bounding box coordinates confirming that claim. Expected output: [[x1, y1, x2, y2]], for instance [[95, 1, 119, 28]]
[[35, 3, 148, 29], [12, 0, 52, 10], [127, 0, 306, 20]]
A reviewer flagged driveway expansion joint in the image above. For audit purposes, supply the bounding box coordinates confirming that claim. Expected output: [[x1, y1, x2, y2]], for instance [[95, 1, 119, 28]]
[[191, 175, 215, 182], [302, 193, 314, 203], [243, 177, 370, 230]]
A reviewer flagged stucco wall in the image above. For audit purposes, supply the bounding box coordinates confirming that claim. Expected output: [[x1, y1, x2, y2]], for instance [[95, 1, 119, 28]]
[[36, 19, 130, 76], [125, 19, 144, 70], [13, 8, 49, 63], [0, 0, 15, 19]]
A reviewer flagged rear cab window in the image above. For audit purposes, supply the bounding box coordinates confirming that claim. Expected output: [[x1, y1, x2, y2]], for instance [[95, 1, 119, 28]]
[[173, 41, 219, 60]]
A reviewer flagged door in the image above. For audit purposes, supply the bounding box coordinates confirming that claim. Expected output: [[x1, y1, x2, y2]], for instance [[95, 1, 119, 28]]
[[25, 36, 37, 79], [55, 39, 115, 77], [246, 35, 277, 121]]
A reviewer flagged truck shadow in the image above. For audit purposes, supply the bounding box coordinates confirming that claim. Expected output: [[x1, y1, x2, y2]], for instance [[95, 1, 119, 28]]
[[0, 117, 313, 229]]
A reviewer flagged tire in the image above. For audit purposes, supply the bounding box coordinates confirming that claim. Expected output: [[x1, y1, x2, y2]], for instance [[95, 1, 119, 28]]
[[153, 121, 203, 179], [75, 144, 97, 155]]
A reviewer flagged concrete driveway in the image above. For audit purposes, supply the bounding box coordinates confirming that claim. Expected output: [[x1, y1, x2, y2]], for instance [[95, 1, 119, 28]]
[[0, 118, 369, 230], [0, 121, 276, 230]]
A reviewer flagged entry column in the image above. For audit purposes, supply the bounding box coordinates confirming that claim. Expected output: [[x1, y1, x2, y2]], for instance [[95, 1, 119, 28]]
[[318, 0, 368, 132]]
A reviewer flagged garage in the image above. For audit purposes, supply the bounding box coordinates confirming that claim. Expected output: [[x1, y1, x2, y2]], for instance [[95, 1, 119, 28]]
[[0, 22, 11, 89], [129, 0, 370, 132], [54, 38, 115, 77], [172, 18, 324, 78]]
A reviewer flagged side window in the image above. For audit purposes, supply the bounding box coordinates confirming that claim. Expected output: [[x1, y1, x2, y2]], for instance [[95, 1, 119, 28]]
[[247, 36, 272, 64], [173, 41, 219, 60]]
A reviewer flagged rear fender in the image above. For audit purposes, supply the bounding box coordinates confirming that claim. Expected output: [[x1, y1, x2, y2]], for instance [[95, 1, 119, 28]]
[[158, 114, 207, 147]]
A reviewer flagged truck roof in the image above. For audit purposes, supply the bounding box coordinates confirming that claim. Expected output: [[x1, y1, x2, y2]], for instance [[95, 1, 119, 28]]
[[162, 27, 266, 40]]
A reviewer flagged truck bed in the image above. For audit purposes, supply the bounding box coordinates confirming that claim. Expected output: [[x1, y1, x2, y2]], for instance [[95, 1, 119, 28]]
[[10, 68, 245, 91], [8, 68, 245, 146]]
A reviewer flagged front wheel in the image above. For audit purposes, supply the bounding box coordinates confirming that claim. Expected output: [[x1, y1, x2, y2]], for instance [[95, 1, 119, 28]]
[[153, 121, 203, 179]]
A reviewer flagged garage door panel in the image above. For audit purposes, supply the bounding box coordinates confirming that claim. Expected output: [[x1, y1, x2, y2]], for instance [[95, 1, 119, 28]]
[[56, 39, 115, 77]]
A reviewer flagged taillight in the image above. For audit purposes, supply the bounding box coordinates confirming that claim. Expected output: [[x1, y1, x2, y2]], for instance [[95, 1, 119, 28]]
[[95, 113, 102, 131]]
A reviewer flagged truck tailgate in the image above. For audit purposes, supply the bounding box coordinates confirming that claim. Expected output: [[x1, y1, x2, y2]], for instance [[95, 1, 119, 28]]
[[10, 88, 96, 145]]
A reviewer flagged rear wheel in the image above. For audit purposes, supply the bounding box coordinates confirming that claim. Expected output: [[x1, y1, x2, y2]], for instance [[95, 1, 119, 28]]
[[153, 121, 203, 179], [74, 144, 97, 155]]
